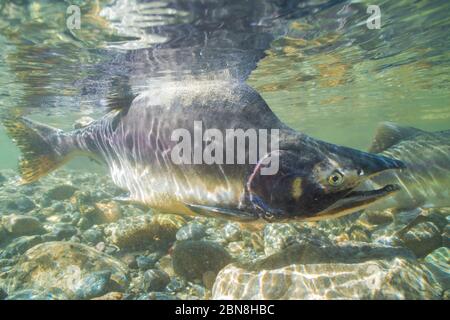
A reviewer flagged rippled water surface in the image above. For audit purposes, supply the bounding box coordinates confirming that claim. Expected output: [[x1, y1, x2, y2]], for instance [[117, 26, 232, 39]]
[[0, 0, 449, 300], [0, 0, 449, 167]]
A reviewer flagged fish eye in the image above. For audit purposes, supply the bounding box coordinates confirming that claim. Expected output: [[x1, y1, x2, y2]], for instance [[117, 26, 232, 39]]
[[328, 171, 344, 186]]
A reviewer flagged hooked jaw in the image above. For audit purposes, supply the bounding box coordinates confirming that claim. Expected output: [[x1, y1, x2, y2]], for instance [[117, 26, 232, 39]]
[[311, 146, 406, 220]]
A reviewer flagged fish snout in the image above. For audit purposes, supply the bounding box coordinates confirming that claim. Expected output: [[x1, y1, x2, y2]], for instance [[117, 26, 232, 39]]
[[354, 152, 405, 178]]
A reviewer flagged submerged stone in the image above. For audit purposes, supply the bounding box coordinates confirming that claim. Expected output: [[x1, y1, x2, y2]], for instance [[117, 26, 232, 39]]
[[222, 223, 242, 242], [3, 242, 129, 299], [142, 269, 170, 292], [213, 258, 443, 299], [45, 185, 78, 201], [73, 270, 112, 300], [2, 214, 45, 237], [93, 201, 122, 224], [172, 240, 231, 280], [104, 214, 185, 249], [136, 252, 163, 271], [176, 223, 206, 241], [400, 222, 442, 257], [242, 240, 415, 271], [48, 223, 78, 240]]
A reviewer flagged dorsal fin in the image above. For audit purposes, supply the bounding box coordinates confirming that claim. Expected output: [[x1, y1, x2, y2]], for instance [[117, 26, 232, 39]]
[[369, 122, 424, 153], [105, 77, 137, 113]]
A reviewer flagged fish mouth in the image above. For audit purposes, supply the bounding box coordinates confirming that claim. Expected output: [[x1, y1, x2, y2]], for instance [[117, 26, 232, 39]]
[[311, 183, 400, 221]]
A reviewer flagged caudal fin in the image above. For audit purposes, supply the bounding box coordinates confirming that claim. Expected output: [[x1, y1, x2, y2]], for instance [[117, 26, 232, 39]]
[[3, 117, 74, 184]]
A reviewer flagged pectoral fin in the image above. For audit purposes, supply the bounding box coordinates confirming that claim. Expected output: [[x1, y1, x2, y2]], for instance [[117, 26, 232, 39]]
[[184, 203, 258, 221]]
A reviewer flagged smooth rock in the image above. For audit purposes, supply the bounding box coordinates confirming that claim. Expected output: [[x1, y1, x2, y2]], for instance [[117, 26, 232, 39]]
[[400, 222, 442, 257], [3, 242, 129, 299], [2, 214, 45, 237], [176, 223, 206, 241], [142, 269, 170, 292], [104, 214, 185, 249], [73, 270, 112, 300], [172, 240, 231, 280], [45, 185, 78, 201], [212, 258, 442, 299]]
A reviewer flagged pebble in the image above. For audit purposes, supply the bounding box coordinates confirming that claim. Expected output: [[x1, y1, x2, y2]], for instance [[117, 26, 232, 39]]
[[45, 185, 78, 201], [50, 223, 78, 240], [82, 228, 104, 244], [74, 270, 112, 300], [176, 223, 206, 241], [2, 214, 45, 237], [136, 252, 163, 270], [222, 223, 242, 242], [93, 201, 122, 224], [157, 255, 175, 277], [142, 269, 170, 292]]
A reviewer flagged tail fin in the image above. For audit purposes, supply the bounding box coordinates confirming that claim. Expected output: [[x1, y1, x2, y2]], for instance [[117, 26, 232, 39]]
[[3, 117, 75, 184]]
